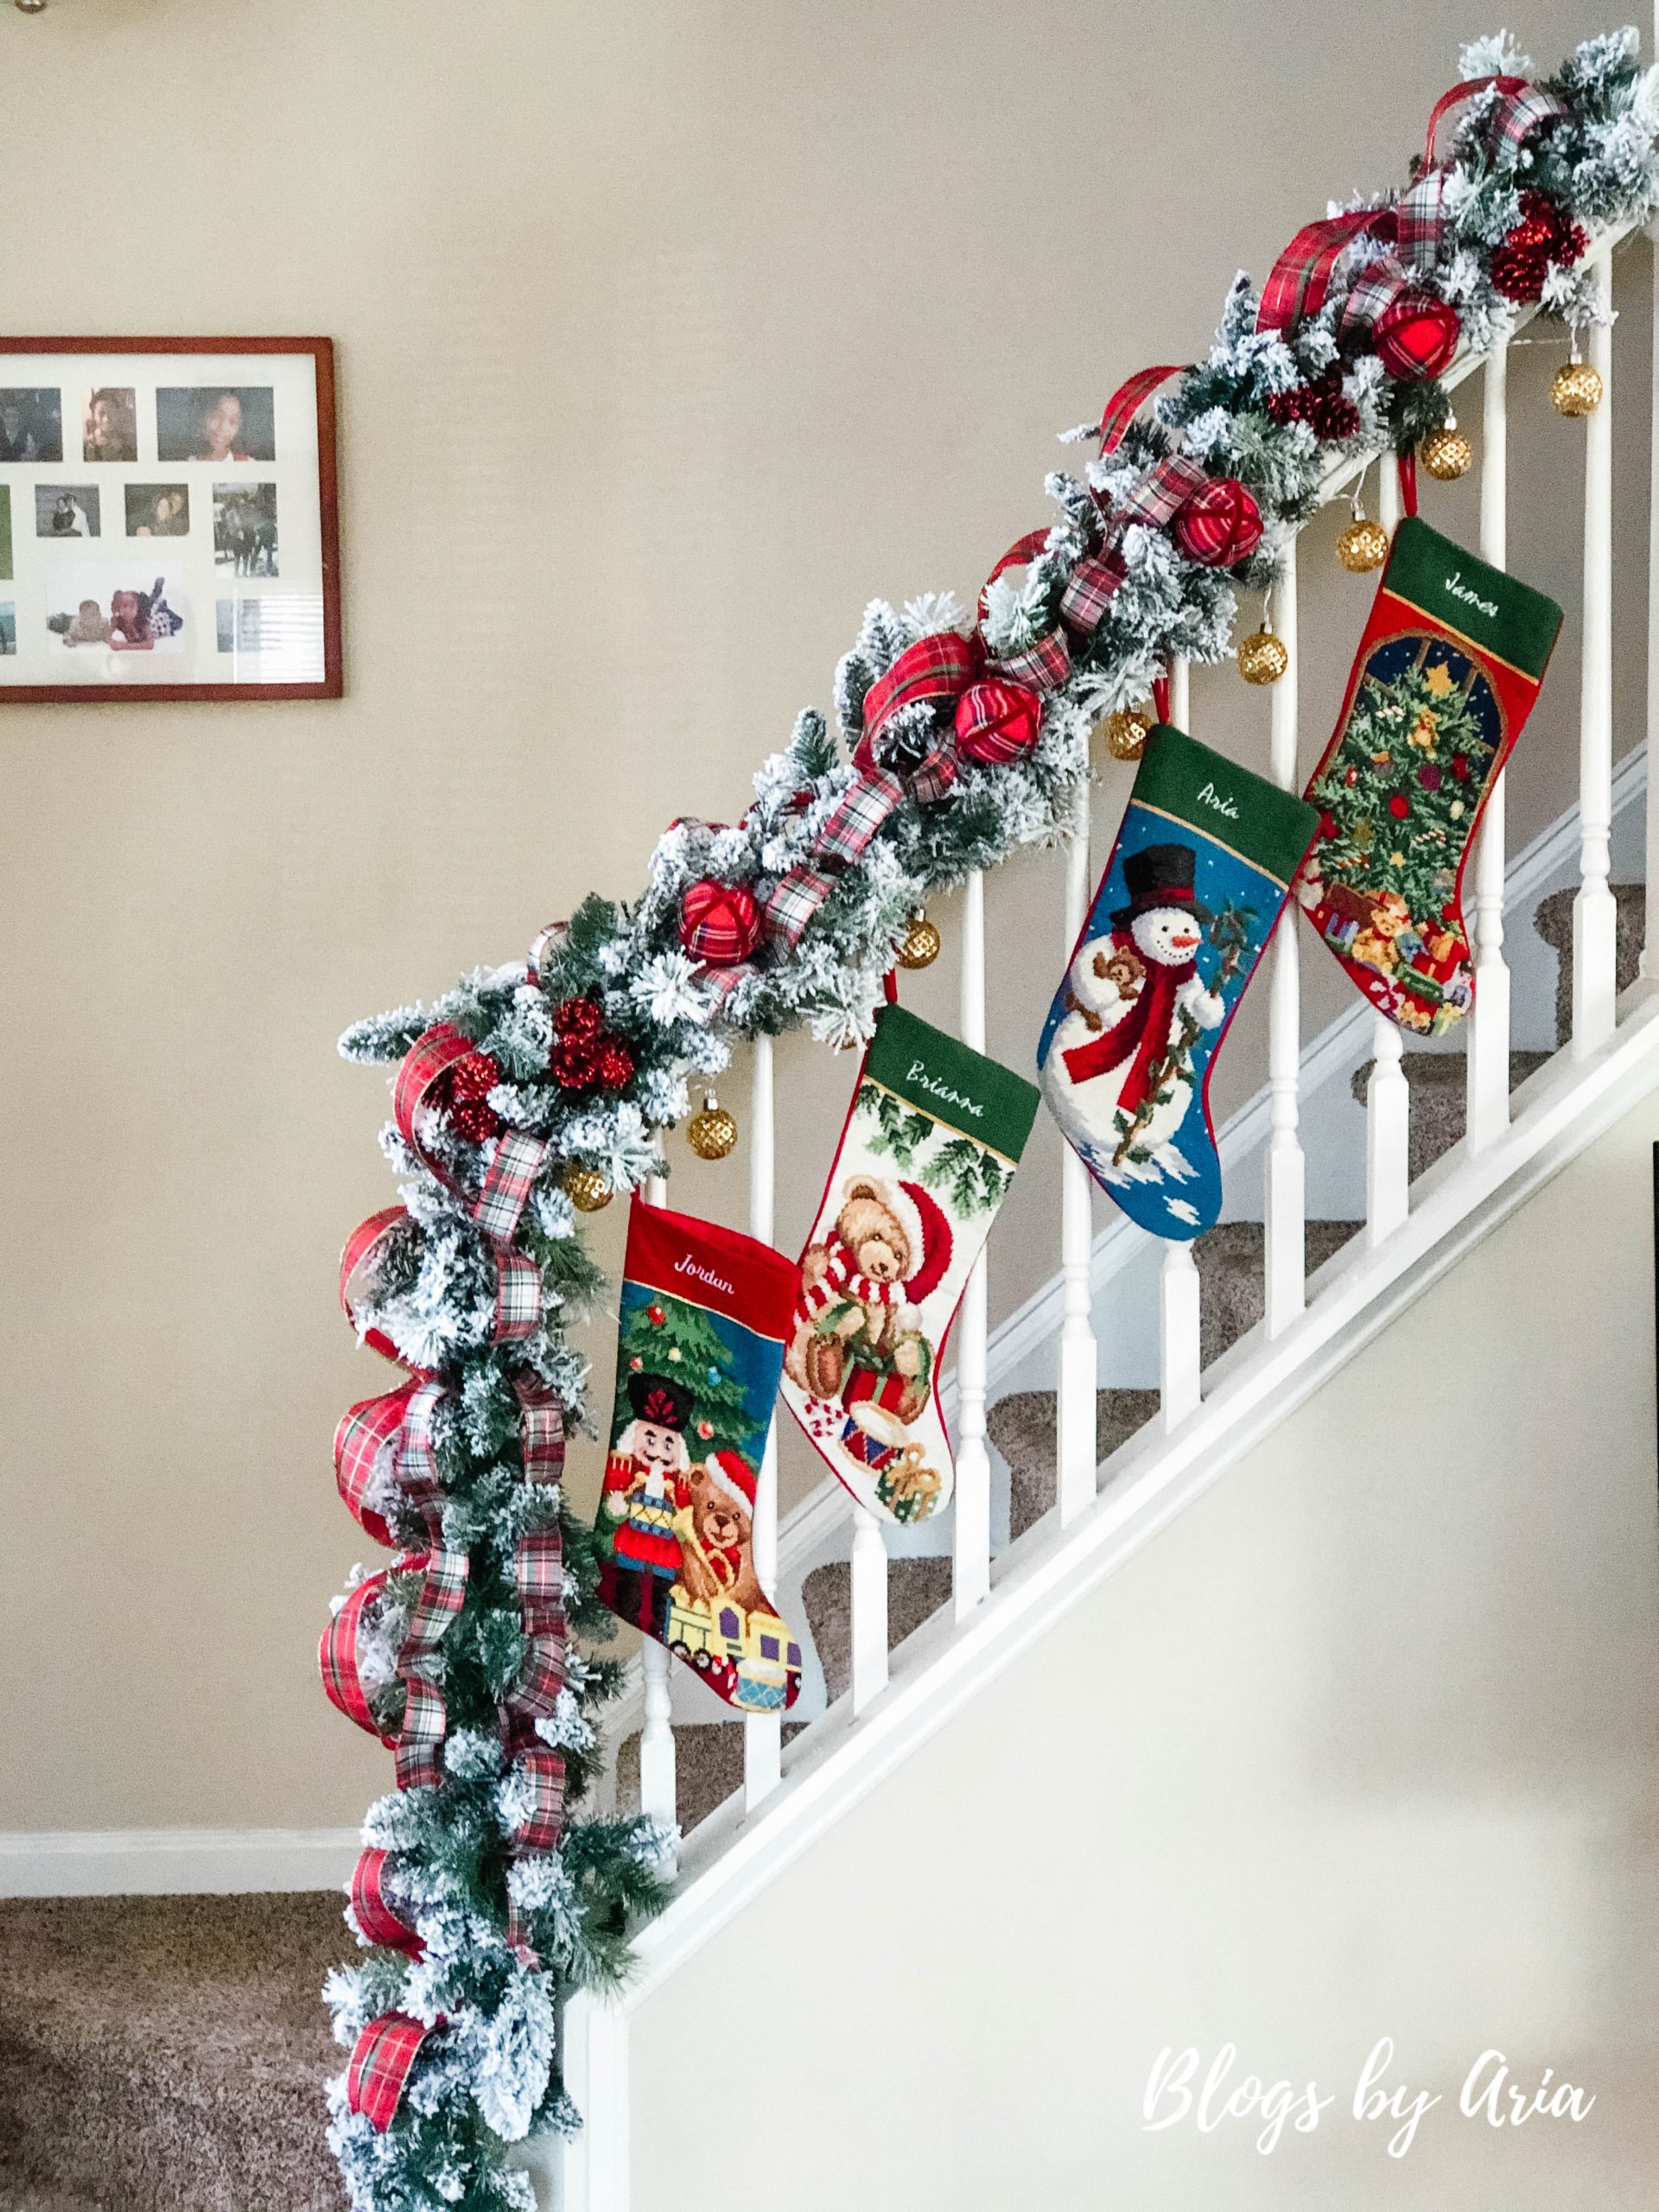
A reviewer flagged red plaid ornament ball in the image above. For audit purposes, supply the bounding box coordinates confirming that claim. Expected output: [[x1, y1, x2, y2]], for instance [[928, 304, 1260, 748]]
[[1173, 478, 1263, 569], [953, 679, 1042, 766], [447, 1051, 501, 1143], [1374, 291, 1459, 381], [679, 878, 761, 967]]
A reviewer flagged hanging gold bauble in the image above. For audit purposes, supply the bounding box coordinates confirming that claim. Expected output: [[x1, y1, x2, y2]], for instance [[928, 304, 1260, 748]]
[[1236, 628, 1289, 686], [1103, 706, 1153, 761], [1337, 517, 1389, 573], [896, 912, 941, 969], [686, 1093, 739, 1160], [562, 1164, 612, 1212], [1418, 426, 1473, 481], [1550, 360, 1603, 418]]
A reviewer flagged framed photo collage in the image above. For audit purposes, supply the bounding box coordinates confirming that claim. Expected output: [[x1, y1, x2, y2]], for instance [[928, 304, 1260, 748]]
[[0, 337, 340, 702]]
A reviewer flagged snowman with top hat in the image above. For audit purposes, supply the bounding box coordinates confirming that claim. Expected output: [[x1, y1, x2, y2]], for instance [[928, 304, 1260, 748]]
[[1046, 841, 1226, 1183]]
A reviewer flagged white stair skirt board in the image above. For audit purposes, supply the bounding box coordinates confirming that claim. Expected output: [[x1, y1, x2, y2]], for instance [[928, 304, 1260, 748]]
[[0, 1827, 360, 1897]]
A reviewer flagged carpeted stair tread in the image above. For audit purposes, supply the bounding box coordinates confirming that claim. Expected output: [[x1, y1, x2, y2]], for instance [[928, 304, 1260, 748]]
[[1192, 1216, 1362, 1370], [801, 1554, 954, 1706], [988, 1387, 1160, 1541], [613, 1718, 810, 1834], [0, 1891, 345, 2212], [1348, 1048, 1550, 1181], [1532, 880, 1644, 1046]]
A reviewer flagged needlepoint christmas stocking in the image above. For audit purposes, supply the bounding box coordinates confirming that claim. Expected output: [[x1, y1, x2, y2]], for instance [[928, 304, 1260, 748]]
[[1297, 515, 1564, 1036], [595, 1198, 804, 1713], [781, 1004, 1039, 1526], [1038, 722, 1319, 1242]]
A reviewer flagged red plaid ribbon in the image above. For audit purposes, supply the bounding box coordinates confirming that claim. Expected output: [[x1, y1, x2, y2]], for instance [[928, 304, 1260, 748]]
[[334, 1376, 421, 1548], [1060, 548, 1128, 636], [1424, 74, 1567, 168], [395, 1023, 550, 1249], [1258, 207, 1381, 334], [346, 2012, 430, 2133], [516, 1373, 564, 1484], [339, 1208, 412, 1366], [1095, 364, 1185, 454], [352, 1847, 425, 1958], [320, 1571, 395, 1741]]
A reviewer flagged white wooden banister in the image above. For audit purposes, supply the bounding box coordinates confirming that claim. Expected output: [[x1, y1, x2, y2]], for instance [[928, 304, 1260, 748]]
[[1262, 539, 1305, 1335], [744, 1036, 782, 1811], [1647, 199, 1659, 984], [849, 1505, 888, 1712], [1159, 652, 1203, 1421], [1573, 254, 1618, 1057], [953, 869, 992, 1617], [1055, 769, 1098, 1522], [1468, 336, 1512, 1149]]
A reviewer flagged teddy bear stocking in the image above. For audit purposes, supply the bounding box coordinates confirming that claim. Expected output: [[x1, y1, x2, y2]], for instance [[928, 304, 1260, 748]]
[[781, 1004, 1039, 1526], [594, 1197, 805, 1713], [1038, 722, 1319, 1242], [1298, 515, 1563, 1036]]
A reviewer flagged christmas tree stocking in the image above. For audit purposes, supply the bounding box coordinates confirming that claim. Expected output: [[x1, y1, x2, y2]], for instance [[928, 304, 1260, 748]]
[[780, 1004, 1039, 1526], [1298, 515, 1564, 1036], [595, 1198, 804, 1713], [1038, 722, 1319, 1241]]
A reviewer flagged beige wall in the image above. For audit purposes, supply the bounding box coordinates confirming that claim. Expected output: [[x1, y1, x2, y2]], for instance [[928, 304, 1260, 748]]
[[634, 1085, 1659, 2211], [0, 0, 1643, 1828]]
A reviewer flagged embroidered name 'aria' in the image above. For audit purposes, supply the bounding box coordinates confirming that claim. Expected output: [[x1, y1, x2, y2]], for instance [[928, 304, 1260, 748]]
[[674, 1254, 734, 1296], [1194, 780, 1239, 820], [906, 1060, 983, 1117], [1443, 570, 1499, 619]]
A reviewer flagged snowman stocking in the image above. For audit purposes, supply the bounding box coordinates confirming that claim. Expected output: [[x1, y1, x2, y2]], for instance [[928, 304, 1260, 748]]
[[595, 1198, 805, 1713], [780, 1004, 1039, 1526], [1038, 722, 1319, 1241], [1298, 515, 1563, 1036]]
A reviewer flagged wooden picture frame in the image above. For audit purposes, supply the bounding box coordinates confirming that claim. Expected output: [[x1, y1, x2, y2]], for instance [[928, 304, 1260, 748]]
[[0, 335, 340, 702]]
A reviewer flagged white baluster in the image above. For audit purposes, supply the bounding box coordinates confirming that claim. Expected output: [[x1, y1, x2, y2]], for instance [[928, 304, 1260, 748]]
[[1263, 540, 1305, 1335], [1160, 1243, 1201, 1428], [1365, 1015, 1410, 1245], [1056, 772, 1098, 1523], [954, 870, 991, 1618], [1379, 448, 1401, 537], [1167, 652, 1191, 730], [636, 1173, 677, 1850], [744, 1036, 781, 1811], [1646, 191, 1659, 986], [1468, 338, 1511, 1149], [849, 1504, 888, 1713], [551, 1990, 629, 2212], [1573, 257, 1618, 1056]]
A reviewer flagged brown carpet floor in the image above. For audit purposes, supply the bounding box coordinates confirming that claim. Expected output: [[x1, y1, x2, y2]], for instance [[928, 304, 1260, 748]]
[[0, 1893, 346, 2212]]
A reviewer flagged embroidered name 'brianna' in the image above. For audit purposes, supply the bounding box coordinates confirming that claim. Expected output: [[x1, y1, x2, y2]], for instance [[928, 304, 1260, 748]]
[[905, 1059, 983, 1118], [673, 1253, 735, 1296], [1194, 779, 1239, 820], [1442, 570, 1499, 620]]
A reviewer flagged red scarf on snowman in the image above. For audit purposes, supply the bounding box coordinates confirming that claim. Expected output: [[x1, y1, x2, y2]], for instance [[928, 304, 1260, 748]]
[[1061, 927, 1197, 1116]]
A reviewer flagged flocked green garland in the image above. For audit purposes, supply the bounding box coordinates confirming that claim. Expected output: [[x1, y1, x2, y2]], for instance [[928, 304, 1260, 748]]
[[324, 31, 1659, 2211]]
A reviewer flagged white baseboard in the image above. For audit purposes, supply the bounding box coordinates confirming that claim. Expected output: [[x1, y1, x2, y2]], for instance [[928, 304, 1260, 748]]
[[0, 1826, 359, 1897]]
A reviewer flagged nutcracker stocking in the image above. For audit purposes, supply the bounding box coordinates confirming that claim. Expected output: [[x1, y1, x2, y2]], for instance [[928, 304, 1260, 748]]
[[595, 1198, 804, 1714], [780, 1004, 1039, 1526], [1297, 515, 1564, 1036], [1038, 722, 1319, 1242]]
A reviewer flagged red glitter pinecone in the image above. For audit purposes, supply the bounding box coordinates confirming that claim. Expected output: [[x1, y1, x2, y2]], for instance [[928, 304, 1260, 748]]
[[448, 1051, 501, 1143]]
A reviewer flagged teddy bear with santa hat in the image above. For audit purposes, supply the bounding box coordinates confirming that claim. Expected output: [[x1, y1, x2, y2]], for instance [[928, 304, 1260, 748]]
[[1044, 841, 1225, 1184]]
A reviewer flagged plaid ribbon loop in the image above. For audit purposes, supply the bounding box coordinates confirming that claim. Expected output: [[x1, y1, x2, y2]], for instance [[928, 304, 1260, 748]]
[[396, 1023, 550, 1256], [346, 2012, 431, 2133], [351, 1847, 425, 1958], [393, 1546, 469, 1790]]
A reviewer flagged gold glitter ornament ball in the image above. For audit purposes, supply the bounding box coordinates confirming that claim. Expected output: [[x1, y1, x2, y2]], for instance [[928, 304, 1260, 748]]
[[1104, 707, 1152, 761], [896, 912, 941, 969], [563, 1164, 612, 1212], [1418, 426, 1472, 480], [1337, 517, 1389, 573], [1550, 361, 1603, 418], [686, 1094, 739, 1160], [1236, 629, 1289, 686]]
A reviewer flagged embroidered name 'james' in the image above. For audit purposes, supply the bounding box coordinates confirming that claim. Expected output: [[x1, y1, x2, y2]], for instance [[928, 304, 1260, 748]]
[[674, 1254, 734, 1296], [1194, 780, 1239, 821], [906, 1060, 983, 1117], [1443, 570, 1499, 620]]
